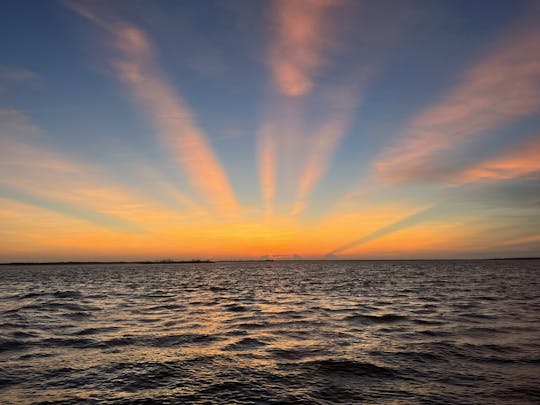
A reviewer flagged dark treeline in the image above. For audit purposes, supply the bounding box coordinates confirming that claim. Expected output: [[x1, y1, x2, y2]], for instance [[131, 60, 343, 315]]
[[0, 260, 214, 266]]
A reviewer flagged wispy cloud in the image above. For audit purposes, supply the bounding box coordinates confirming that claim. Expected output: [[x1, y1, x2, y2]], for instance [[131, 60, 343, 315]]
[[259, 0, 340, 216], [375, 17, 540, 183], [68, 3, 239, 216], [0, 67, 39, 82], [290, 82, 363, 215], [258, 123, 277, 217], [326, 205, 440, 256], [0, 184, 141, 233], [0, 109, 195, 231], [129, 163, 207, 217], [268, 0, 339, 97], [454, 137, 540, 184], [327, 143, 540, 255]]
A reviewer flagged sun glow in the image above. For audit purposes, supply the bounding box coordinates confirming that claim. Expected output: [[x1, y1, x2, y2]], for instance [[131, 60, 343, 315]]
[[1, 1, 539, 261]]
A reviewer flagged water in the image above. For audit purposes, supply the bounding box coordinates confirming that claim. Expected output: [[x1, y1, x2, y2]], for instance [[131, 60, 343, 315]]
[[1, 260, 539, 404]]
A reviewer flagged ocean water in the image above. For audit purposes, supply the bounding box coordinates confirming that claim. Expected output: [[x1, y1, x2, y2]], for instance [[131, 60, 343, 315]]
[[0, 260, 539, 404]]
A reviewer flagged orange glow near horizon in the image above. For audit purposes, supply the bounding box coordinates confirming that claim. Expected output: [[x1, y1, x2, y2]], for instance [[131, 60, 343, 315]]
[[1, 1, 539, 261], [0, 191, 510, 261]]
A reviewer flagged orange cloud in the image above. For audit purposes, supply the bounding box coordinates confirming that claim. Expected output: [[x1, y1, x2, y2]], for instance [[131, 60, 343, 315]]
[[0, 109, 203, 231], [340, 219, 475, 259], [291, 84, 360, 215], [258, 83, 363, 217], [257, 97, 305, 217], [130, 163, 207, 217], [326, 204, 440, 255], [259, 0, 340, 216], [112, 24, 239, 216], [258, 123, 277, 217], [268, 0, 338, 97], [455, 137, 540, 184], [263, 0, 375, 216], [375, 20, 540, 183], [69, 6, 239, 216]]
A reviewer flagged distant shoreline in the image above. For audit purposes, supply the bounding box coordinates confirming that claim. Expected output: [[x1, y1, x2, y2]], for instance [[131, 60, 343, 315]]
[[0, 257, 539, 266], [0, 260, 215, 266]]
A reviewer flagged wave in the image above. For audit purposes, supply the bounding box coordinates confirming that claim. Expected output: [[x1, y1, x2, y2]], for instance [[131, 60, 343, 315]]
[[344, 313, 409, 324], [223, 337, 268, 351], [302, 359, 398, 378], [0, 338, 27, 353], [1, 260, 539, 403]]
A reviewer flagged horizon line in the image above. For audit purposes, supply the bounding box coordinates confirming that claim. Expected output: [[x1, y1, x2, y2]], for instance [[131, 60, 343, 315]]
[[1, 257, 539, 266]]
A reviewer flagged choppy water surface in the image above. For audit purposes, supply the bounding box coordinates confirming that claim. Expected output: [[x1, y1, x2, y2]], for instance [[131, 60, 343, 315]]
[[1, 260, 539, 404]]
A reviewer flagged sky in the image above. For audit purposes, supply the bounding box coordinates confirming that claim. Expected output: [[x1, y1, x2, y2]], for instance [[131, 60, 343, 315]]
[[1, 0, 539, 261]]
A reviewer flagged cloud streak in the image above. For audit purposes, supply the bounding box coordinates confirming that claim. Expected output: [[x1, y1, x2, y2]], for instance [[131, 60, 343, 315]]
[[0, 109, 198, 231], [326, 205, 441, 255], [0, 67, 39, 82], [258, 123, 277, 217], [69, 4, 239, 216], [290, 83, 361, 215], [268, 0, 338, 97], [259, 0, 340, 216], [454, 137, 540, 184], [375, 18, 540, 183], [0, 184, 141, 233], [327, 133, 540, 257]]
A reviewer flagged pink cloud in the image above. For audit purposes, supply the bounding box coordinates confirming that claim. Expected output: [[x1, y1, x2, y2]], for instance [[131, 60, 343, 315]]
[[290, 84, 360, 215], [375, 21, 540, 183], [455, 137, 540, 184], [268, 0, 338, 97], [69, 6, 239, 216]]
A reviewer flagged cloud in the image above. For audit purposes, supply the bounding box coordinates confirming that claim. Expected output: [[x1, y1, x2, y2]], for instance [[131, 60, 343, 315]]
[[0, 67, 39, 82], [326, 205, 441, 255], [69, 3, 239, 216], [0, 108, 41, 136], [258, 83, 364, 217], [0, 185, 141, 233], [129, 163, 207, 217], [327, 156, 540, 256], [375, 17, 540, 183], [454, 137, 540, 184], [258, 123, 277, 217], [290, 82, 362, 215], [268, 0, 339, 97], [259, 0, 341, 216], [263, 0, 407, 216], [0, 109, 196, 231]]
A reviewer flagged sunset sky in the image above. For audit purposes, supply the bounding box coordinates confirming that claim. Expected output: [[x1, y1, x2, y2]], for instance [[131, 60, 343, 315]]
[[1, 0, 539, 261]]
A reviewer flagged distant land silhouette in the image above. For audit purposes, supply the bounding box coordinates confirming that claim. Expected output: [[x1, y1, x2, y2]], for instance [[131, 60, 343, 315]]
[[0, 259, 214, 266], [1, 257, 539, 265]]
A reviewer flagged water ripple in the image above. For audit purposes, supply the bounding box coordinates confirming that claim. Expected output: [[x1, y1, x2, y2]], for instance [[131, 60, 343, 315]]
[[0, 260, 539, 404]]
